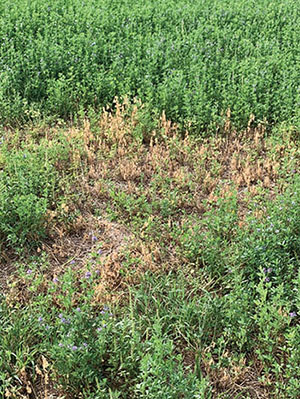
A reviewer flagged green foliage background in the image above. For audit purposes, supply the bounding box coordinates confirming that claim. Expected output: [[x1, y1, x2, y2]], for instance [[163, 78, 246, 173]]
[[0, 0, 299, 131]]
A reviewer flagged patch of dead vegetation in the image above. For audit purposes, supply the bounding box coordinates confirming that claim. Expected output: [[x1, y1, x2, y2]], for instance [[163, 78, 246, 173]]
[[182, 346, 272, 399], [61, 101, 298, 216], [4, 356, 65, 399]]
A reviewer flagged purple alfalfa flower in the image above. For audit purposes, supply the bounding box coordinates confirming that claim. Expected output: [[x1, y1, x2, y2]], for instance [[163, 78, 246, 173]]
[[71, 345, 78, 351], [59, 314, 70, 324], [75, 307, 81, 312], [85, 271, 92, 279], [45, 325, 50, 330], [267, 268, 272, 273], [265, 277, 270, 283], [97, 327, 103, 332], [100, 310, 106, 315], [289, 311, 297, 318], [83, 342, 88, 348], [103, 305, 109, 311], [53, 277, 59, 283], [70, 260, 75, 265], [58, 343, 63, 347], [95, 269, 100, 275], [38, 316, 43, 323], [27, 269, 33, 274], [92, 235, 97, 242], [263, 267, 267, 274], [97, 249, 103, 255]]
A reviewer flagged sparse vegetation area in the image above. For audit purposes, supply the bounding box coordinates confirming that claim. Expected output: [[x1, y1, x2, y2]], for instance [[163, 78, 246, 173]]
[[0, 102, 299, 398], [0, 0, 299, 398]]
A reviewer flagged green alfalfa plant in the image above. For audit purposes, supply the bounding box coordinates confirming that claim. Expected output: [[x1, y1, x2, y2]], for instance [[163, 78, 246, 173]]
[[0, 145, 58, 249]]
